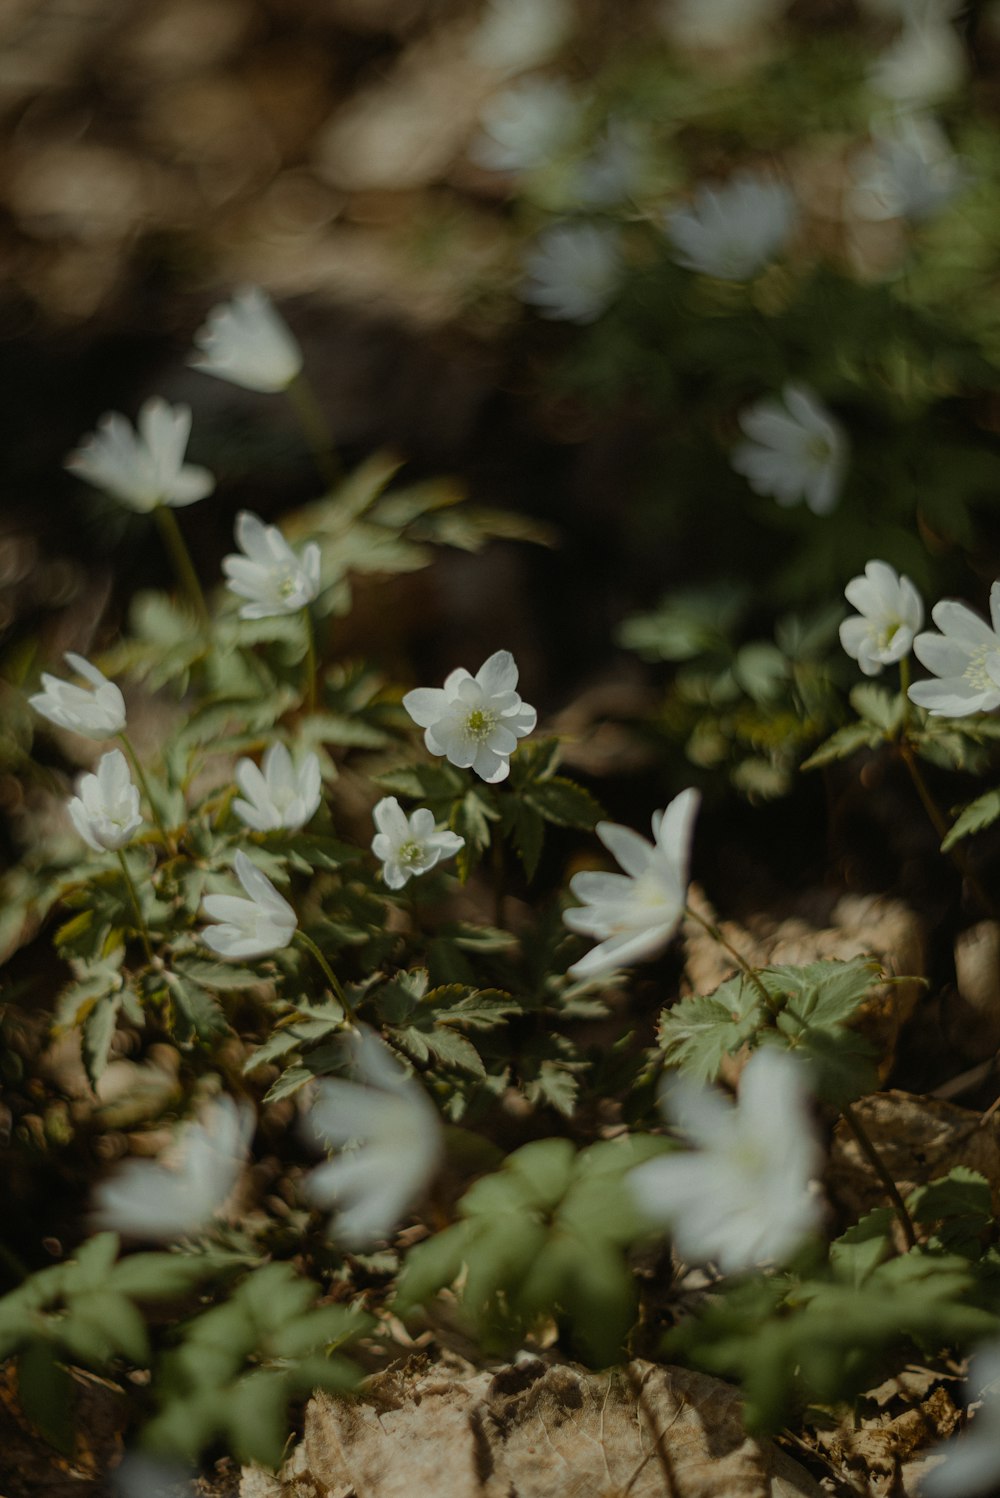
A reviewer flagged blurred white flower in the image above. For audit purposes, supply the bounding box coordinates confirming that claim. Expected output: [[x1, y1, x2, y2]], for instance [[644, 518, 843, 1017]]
[[520, 223, 625, 323], [233, 743, 322, 832], [469, 0, 575, 75], [629, 1048, 823, 1272], [572, 118, 646, 208], [112, 1453, 196, 1498], [30, 652, 127, 739], [68, 749, 143, 853], [920, 1342, 1000, 1497], [189, 286, 303, 393], [666, 172, 798, 281], [869, 19, 966, 105], [301, 1027, 443, 1247], [403, 649, 537, 783], [731, 384, 848, 516], [840, 560, 924, 676], [65, 398, 214, 513], [201, 850, 297, 958], [908, 584, 1000, 717], [222, 510, 321, 620], [92, 1095, 254, 1242], [371, 796, 465, 889], [471, 76, 579, 173], [657, 0, 784, 51], [564, 789, 699, 980], [850, 113, 969, 221]]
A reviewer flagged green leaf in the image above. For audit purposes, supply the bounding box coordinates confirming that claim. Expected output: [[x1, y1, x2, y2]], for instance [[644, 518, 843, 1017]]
[[759, 957, 883, 1029], [800, 720, 883, 769], [17, 1340, 74, 1453], [521, 776, 603, 831], [504, 799, 545, 881], [658, 975, 765, 1081], [942, 788, 1000, 851], [172, 958, 263, 992], [850, 683, 904, 733], [81, 988, 122, 1087], [395, 1222, 475, 1311], [829, 1209, 894, 1287], [164, 971, 229, 1043], [908, 1168, 995, 1257]]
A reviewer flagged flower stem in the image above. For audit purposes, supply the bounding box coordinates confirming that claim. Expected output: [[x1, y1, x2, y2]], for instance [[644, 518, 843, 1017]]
[[286, 374, 340, 492], [153, 506, 210, 628], [841, 1100, 917, 1250], [303, 606, 318, 713], [119, 732, 170, 848], [294, 930, 354, 1019], [117, 850, 156, 968], [683, 904, 774, 1010], [898, 738, 998, 921]]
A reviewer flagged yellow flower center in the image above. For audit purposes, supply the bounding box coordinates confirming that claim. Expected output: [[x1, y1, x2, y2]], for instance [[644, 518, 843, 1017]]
[[963, 645, 999, 693], [464, 707, 497, 742]]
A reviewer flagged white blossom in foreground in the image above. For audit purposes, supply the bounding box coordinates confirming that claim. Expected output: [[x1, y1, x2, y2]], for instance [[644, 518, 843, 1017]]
[[470, 77, 579, 174], [233, 743, 322, 832], [65, 398, 214, 513], [850, 113, 968, 223], [201, 850, 297, 958], [731, 384, 848, 516], [92, 1096, 254, 1241], [564, 789, 699, 980], [189, 286, 303, 393], [572, 118, 646, 209], [468, 0, 575, 75], [869, 18, 966, 105], [921, 1342, 1000, 1497], [371, 796, 465, 889], [403, 649, 536, 784], [30, 652, 127, 739], [840, 560, 924, 676], [68, 749, 143, 853], [520, 223, 625, 323], [629, 1048, 823, 1272], [301, 1027, 443, 1247], [222, 510, 321, 620], [908, 584, 1000, 717], [665, 172, 798, 281]]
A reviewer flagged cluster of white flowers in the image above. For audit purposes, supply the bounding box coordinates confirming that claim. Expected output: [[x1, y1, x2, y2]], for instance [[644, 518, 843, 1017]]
[[563, 788, 699, 980], [731, 384, 848, 516], [301, 1027, 443, 1247], [519, 223, 625, 323], [629, 1048, 824, 1272], [665, 171, 798, 282]]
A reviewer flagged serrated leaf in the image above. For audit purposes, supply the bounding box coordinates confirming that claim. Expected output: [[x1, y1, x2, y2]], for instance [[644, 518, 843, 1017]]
[[829, 1208, 894, 1287], [522, 776, 602, 831], [908, 1167, 995, 1256], [164, 972, 229, 1043], [850, 683, 904, 733], [82, 988, 122, 1087], [801, 721, 882, 769], [942, 788, 1000, 851], [658, 976, 764, 1081], [389, 1024, 486, 1076]]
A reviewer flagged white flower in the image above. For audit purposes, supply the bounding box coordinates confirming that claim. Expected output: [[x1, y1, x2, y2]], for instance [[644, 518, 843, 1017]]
[[629, 1048, 823, 1273], [470, 77, 579, 174], [301, 1027, 443, 1248], [850, 113, 969, 222], [65, 398, 214, 513], [403, 649, 537, 784], [221, 510, 321, 620], [67, 749, 143, 853], [908, 584, 1000, 717], [731, 384, 848, 516], [371, 796, 465, 889], [572, 118, 646, 209], [201, 850, 297, 958], [92, 1096, 254, 1242], [520, 223, 625, 323], [30, 652, 127, 739], [665, 172, 798, 281], [920, 1342, 1000, 1498], [840, 560, 924, 676], [564, 789, 699, 980], [468, 0, 575, 75], [869, 19, 966, 105], [233, 743, 322, 833], [189, 286, 303, 393]]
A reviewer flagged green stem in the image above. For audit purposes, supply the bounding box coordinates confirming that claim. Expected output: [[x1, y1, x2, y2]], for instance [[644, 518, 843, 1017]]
[[286, 374, 340, 492], [153, 506, 210, 627], [898, 738, 998, 921], [683, 904, 774, 1010], [117, 850, 156, 968], [303, 606, 318, 713], [898, 656, 912, 737], [119, 732, 170, 848], [842, 1100, 917, 1250], [294, 930, 354, 1019]]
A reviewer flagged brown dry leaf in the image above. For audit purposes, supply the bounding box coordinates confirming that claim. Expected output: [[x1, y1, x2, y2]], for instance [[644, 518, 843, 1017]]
[[250, 1356, 823, 1498], [813, 1380, 961, 1497], [682, 886, 925, 1080], [829, 1089, 1000, 1226]]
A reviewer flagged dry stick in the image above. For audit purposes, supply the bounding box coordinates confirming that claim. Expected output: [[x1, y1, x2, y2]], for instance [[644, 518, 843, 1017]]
[[684, 904, 920, 1252], [153, 505, 210, 628]]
